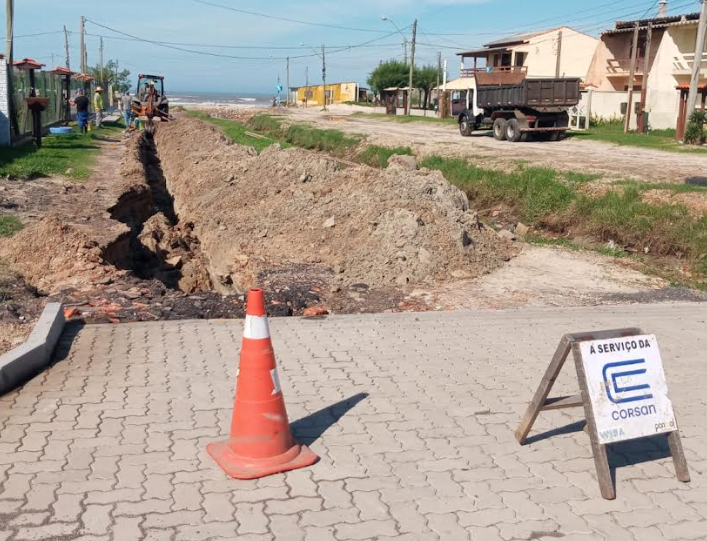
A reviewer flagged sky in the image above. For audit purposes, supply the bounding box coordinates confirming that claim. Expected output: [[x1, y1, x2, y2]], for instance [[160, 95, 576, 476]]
[[1, 0, 703, 94]]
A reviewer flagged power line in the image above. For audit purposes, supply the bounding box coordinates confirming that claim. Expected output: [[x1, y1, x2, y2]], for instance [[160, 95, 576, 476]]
[[422, 0, 648, 36], [191, 0, 389, 33], [85, 18, 408, 63], [641, 0, 662, 18], [85, 19, 323, 60], [83, 31, 402, 51]]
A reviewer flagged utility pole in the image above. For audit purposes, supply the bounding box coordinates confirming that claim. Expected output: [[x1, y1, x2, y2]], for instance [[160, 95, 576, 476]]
[[406, 19, 417, 116], [436, 51, 441, 117], [321, 43, 327, 111], [624, 22, 640, 133], [4, 0, 12, 64], [63, 25, 70, 70], [80, 16, 86, 73], [286, 56, 290, 106], [685, 0, 707, 139], [555, 29, 563, 77], [637, 23, 653, 133], [6, 0, 18, 138], [99, 37, 104, 88]]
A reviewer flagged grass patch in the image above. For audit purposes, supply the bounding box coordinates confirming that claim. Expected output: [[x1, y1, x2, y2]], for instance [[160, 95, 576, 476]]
[[421, 154, 707, 278], [350, 112, 457, 125], [562, 171, 602, 184], [525, 235, 581, 251], [249, 114, 286, 133], [186, 110, 284, 153], [248, 114, 362, 157], [283, 124, 361, 155], [574, 124, 707, 154], [617, 180, 707, 194], [0, 215, 22, 237], [0, 122, 122, 180], [355, 145, 413, 168], [421, 156, 575, 223]]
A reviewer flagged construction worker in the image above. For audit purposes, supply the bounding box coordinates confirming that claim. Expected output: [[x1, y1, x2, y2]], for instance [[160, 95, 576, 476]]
[[121, 91, 133, 131], [72, 89, 90, 134], [93, 86, 105, 128]]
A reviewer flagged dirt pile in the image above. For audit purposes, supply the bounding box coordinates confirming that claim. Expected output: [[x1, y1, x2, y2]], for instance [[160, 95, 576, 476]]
[[196, 107, 260, 124], [154, 118, 516, 294], [0, 215, 110, 294]]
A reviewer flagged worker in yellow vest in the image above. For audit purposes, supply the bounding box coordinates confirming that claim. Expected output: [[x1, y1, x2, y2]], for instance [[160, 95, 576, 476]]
[[93, 86, 105, 129]]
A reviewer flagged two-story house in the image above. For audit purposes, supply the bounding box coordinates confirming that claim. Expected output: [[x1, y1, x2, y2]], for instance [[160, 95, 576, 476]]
[[585, 2, 707, 129], [456, 26, 598, 79]]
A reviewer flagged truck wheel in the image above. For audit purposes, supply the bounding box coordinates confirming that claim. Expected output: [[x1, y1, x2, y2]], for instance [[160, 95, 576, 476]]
[[548, 131, 561, 142], [506, 119, 522, 142], [493, 118, 507, 141], [459, 115, 473, 137]]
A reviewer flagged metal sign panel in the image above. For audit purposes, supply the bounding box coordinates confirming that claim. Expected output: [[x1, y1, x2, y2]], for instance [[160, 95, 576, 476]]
[[580, 334, 676, 444]]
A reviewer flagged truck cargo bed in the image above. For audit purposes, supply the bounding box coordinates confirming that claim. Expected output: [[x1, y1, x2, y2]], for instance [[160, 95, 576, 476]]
[[476, 78, 580, 109]]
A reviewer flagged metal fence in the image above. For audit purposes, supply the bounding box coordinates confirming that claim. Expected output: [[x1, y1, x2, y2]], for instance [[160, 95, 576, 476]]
[[10, 68, 91, 139]]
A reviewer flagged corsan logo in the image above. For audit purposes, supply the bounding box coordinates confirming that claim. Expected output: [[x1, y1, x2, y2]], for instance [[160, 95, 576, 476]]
[[602, 359, 654, 405]]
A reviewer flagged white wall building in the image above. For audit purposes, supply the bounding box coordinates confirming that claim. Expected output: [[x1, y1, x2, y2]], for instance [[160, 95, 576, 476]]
[[585, 6, 707, 129], [456, 26, 598, 80], [0, 55, 11, 147]]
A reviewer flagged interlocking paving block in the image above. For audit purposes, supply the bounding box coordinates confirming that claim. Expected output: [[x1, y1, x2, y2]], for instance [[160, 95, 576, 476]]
[[0, 303, 706, 540]]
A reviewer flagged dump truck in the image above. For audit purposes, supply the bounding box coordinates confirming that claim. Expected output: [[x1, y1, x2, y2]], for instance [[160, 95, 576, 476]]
[[454, 72, 580, 142]]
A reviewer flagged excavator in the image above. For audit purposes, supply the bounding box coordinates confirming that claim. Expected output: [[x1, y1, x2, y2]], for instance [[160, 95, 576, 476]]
[[131, 74, 173, 134]]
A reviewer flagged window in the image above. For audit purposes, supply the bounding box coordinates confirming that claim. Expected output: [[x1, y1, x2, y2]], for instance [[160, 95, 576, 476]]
[[629, 34, 648, 60], [515, 52, 527, 67]]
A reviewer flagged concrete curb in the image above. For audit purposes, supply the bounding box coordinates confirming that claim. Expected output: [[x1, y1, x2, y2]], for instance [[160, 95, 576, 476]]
[[0, 303, 65, 395]]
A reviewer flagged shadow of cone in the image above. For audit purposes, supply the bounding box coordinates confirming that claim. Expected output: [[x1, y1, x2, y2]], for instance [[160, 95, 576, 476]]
[[207, 288, 318, 479]]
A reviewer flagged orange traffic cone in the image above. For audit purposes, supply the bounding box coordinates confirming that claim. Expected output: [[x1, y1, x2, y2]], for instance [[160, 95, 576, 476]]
[[207, 288, 318, 479]]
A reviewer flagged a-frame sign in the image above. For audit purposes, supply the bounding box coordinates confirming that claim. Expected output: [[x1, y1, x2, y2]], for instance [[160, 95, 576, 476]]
[[516, 327, 690, 500]]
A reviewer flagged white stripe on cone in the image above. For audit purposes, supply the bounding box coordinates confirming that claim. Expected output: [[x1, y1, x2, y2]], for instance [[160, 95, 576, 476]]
[[243, 314, 270, 339]]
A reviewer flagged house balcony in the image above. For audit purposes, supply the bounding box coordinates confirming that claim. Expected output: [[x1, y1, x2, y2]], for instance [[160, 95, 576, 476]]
[[605, 58, 644, 78], [460, 66, 527, 78], [673, 52, 707, 75]]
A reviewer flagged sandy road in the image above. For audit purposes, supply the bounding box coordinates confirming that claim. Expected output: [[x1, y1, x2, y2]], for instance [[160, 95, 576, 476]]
[[286, 106, 707, 184]]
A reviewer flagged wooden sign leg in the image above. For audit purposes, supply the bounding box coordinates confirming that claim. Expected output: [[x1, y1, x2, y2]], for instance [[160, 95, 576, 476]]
[[667, 431, 691, 482], [572, 343, 616, 500], [515, 335, 571, 445]]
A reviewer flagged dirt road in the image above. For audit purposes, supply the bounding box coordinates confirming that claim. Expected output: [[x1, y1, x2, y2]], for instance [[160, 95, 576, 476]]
[[287, 106, 707, 184]]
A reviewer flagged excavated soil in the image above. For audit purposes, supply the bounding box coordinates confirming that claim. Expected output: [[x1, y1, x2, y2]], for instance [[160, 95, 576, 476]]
[[3, 118, 515, 329], [154, 117, 516, 296]]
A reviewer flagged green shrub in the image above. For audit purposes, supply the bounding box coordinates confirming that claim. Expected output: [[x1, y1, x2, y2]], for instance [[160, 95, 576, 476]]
[[684, 110, 707, 145]]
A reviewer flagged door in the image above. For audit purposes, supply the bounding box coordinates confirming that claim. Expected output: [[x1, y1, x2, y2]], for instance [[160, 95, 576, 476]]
[[451, 90, 467, 116]]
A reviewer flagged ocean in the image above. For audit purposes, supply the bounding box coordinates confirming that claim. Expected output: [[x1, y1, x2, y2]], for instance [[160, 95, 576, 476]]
[[168, 91, 272, 108]]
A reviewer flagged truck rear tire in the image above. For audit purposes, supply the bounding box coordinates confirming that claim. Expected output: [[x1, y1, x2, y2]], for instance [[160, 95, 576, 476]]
[[548, 131, 561, 142], [506, 119, 522, 142], [459, 115, 473, 137], [493, 118, 507, 141]]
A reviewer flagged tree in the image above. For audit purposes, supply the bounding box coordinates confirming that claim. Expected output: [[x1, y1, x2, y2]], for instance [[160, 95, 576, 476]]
[[367, 60, 409, 94], [414, 65, 439, 111], [87, 60, 131, 93]]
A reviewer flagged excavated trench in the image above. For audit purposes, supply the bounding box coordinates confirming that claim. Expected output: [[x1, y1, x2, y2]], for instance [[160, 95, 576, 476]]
[[104, 136, 212, 293], [96, 130, 322, 318]]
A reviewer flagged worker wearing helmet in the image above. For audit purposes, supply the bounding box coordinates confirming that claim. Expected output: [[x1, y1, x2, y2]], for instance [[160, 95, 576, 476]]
[[93, 86, 104, 128]]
